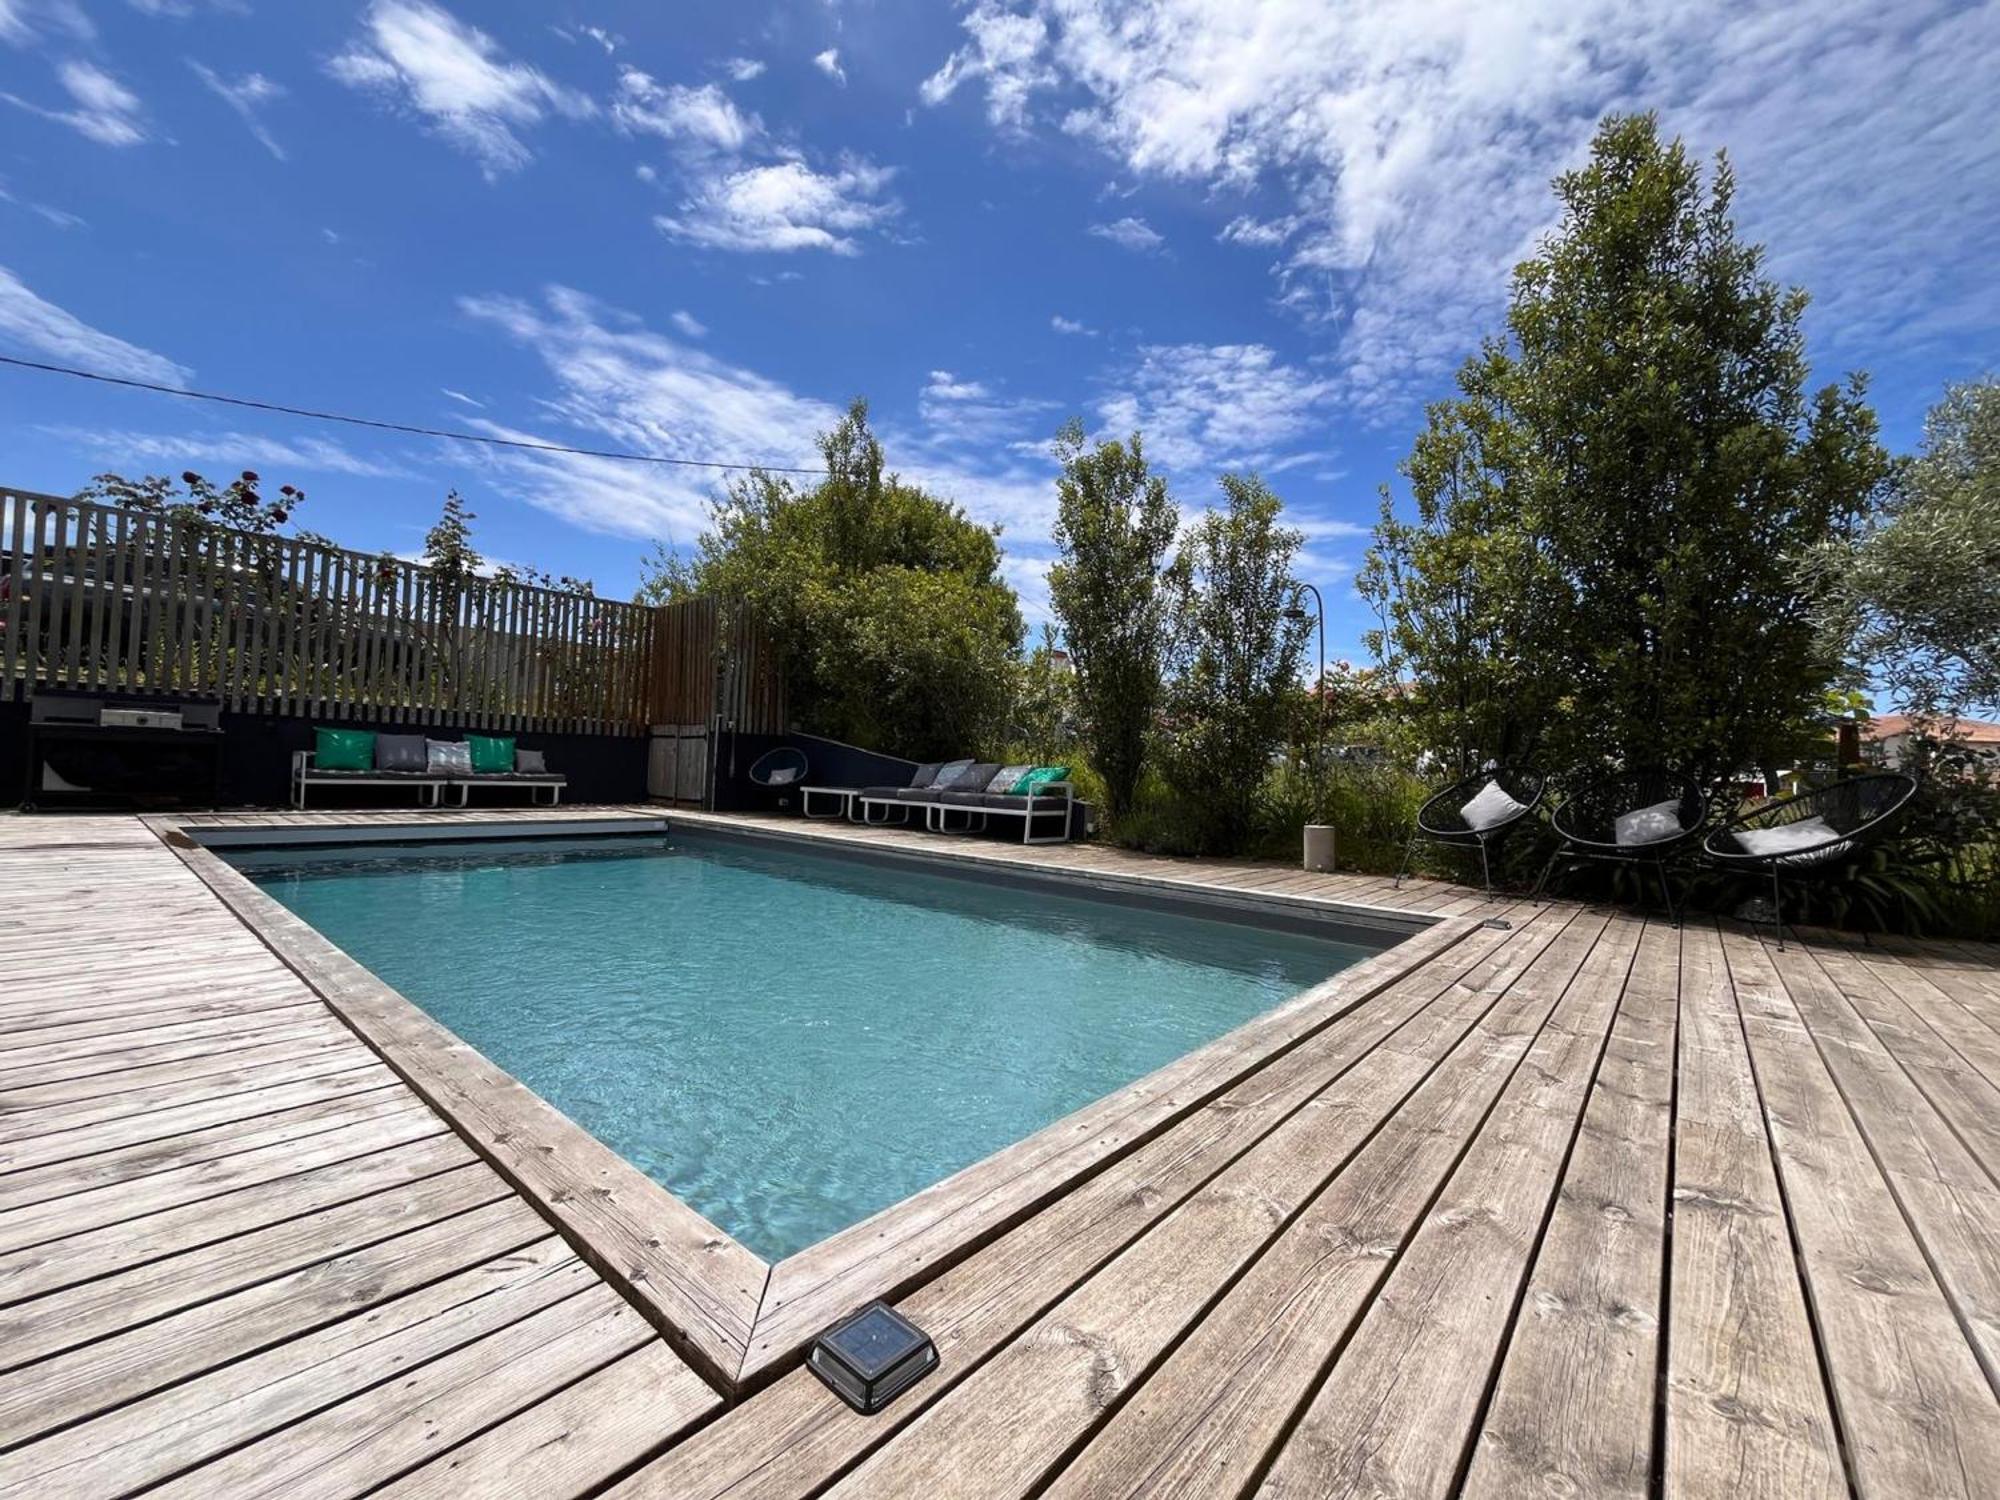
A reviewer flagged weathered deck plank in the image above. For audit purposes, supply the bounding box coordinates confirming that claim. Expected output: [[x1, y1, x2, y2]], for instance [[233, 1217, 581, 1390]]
[[1, 806, 1994, 1498], [1461, 919, 1680, 1498], [1725, 926, 2000, 1497]]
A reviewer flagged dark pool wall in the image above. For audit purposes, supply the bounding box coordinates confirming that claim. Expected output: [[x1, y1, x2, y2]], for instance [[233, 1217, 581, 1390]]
[[708, 729, 916, 814], [0, 699, 649, 810]]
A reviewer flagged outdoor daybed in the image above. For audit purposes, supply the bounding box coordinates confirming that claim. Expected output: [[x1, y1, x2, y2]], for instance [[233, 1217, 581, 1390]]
[[292, 729, 566, 809], [836, 759, 1076, 844]]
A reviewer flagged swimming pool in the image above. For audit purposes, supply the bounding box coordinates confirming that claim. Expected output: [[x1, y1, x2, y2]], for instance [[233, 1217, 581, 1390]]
[[229, 830, 1377, 1260]]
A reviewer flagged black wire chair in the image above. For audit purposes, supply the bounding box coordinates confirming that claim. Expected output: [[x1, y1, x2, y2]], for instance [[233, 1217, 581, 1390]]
[[747, 746, 809, 789], [1702, 772, 1918, 948], [1532, 769, 1709, 926], [1395, 765, 1548, 899]]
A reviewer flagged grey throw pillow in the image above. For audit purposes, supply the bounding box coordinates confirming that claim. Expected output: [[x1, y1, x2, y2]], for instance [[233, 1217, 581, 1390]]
[[909, 762, 943, 788], [1613, 797, 1682, 847], [929, 758, 975, 788], [375, 733, 427, 772], [427, 740, 473, 774], [947, 761, 1003, 791], [516, 748, 548, 774], [1460, 779, 1526, 832], [988, 763, 1034, 793]]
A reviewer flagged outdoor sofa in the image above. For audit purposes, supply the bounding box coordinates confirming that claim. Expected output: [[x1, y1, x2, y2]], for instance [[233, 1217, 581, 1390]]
[[292, 728, 566, 809], [818, 759, 1075, 845]]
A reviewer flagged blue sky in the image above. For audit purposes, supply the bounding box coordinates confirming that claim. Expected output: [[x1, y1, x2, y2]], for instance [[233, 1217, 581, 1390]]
[[2, 1, 1995, 664]]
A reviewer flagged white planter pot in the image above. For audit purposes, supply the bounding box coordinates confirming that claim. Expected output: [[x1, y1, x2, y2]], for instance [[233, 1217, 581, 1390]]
[[1302, 823, 1336, 873]]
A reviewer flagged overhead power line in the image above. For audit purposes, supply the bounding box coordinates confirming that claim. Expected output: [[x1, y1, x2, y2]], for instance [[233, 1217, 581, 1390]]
[[0, 353, 828, 475]]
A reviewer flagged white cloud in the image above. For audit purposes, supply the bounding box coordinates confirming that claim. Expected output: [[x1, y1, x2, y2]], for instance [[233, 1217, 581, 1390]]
[[919, 4, 1050, 128], [619, 63, 898, 258], [922, 370, 990, 403], [914, 368, 1059, 458], [926, 0, 2000, 408], [0, 1, 91, 46], [3, 58, 146, 145], [1050, 314, 1095, 336], [37, 424, 412, 479], [440, 386, 483, 407], [456, 287, 1064, 606], [189, 60, 286, 159], [457, 284, 838, 538], [813, 48, 845, 86], [613, 71, 759, 153], [0, 176, 83, 228], [670, 309, 707, 338], [1097, 343, 1336, 478], [1087, 215, 1162, 253], [656, 156, 898, 256], [327, 0, 591, 179], [0, 265, 188, 385], [723, 56, 765, 82], [1219, 213, 1298, 248]]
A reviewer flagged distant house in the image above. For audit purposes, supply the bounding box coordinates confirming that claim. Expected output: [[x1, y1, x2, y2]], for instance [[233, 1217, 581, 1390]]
[[1860, 713, 2000, 771]]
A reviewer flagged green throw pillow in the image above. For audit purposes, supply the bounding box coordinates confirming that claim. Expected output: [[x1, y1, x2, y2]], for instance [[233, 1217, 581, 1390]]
[[467, 734, 516, 774], [1009, 765, 1069, 795], [315, 727, 376, 772]]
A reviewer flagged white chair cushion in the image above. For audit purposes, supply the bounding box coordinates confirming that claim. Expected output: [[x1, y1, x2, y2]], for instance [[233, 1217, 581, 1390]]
[[1461, 780, 1526, 832], [1736, 815, 1834, 856], [1614, 798, 1684, 847]]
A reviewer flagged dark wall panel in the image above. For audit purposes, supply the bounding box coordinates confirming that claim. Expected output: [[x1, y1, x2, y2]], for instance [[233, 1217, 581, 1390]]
[[4, 699, 647, 810]]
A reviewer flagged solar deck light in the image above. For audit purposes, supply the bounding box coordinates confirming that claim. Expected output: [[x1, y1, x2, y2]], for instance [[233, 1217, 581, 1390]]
[[808, 1301, 937, 1414]]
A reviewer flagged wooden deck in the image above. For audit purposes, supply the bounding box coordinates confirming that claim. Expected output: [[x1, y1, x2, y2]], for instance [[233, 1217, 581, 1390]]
[[4, 807, 1999, 1497]]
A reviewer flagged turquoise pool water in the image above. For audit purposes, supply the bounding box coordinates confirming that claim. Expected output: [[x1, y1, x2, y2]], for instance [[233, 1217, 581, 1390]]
[[230, 832, 1373, 1260]]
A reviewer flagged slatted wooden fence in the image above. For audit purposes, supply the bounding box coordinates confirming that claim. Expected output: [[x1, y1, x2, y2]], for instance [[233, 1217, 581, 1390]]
[[1, 490, 661, 735], [648, 594, 786, 734]]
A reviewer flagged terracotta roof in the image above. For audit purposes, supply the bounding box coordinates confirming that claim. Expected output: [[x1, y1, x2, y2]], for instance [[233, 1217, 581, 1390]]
[[1861, 713, 2000, 745]]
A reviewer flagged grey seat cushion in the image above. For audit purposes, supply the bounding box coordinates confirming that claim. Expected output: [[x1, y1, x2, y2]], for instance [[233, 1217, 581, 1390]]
[[375, 734, 428, 772], [935, 791, 1067, 810], [310, 767, 435, 778], [859, 786, 908, 801], [895, 786, 944, 802]]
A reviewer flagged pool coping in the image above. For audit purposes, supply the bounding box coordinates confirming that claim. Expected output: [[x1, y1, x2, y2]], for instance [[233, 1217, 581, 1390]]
[[149, 807, 1485, 1394]]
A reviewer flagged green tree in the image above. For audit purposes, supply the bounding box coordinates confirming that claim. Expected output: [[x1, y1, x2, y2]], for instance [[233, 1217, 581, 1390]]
[[1821, 377, 2000, 717], [653, 400, 1022, 756], [1361, 112, 1889, 784], [1009, 624, 1080, 763], [1157, 474, 1312, 852], [1047, 419, 1179, 818]]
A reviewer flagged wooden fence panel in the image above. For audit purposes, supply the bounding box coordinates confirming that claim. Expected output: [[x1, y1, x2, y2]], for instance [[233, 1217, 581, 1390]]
[[0, 491, 669, 736], [646, 595, 785, 734]]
